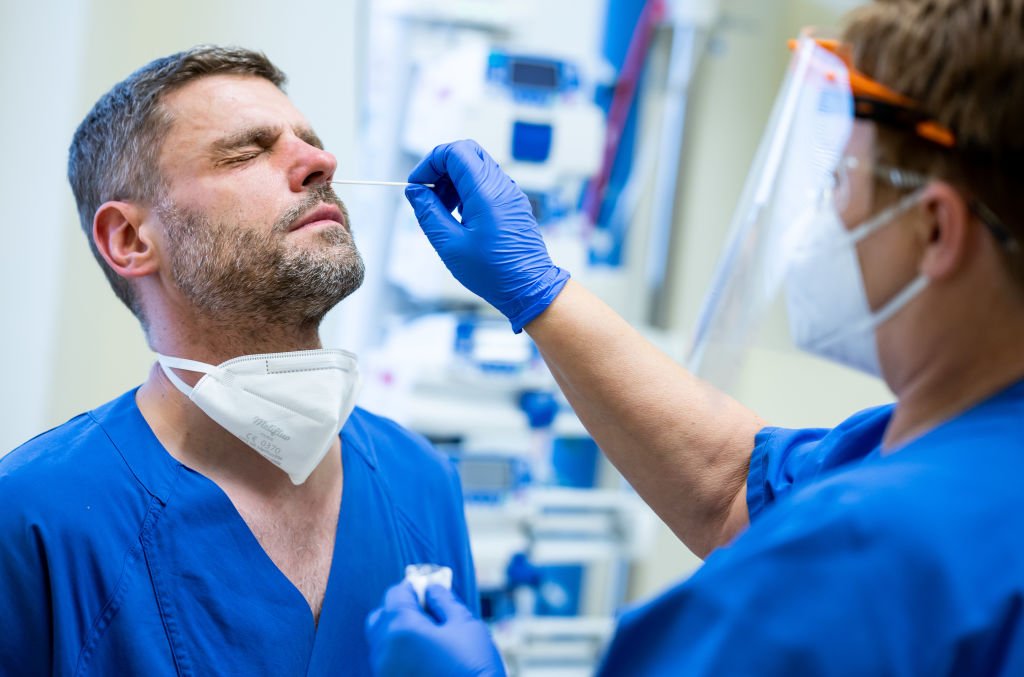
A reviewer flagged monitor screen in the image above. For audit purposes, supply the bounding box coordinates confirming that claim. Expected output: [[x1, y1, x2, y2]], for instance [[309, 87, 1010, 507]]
[[511, 61, 558, 89]]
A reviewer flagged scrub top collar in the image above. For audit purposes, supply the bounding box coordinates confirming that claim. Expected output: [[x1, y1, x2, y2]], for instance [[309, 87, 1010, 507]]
[[90, 388, 378, 505], [881, 375, 1024, 457]]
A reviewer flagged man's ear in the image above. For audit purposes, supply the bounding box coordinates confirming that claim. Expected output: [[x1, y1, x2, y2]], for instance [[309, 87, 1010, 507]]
[[93, 201, 159, 279], [917, 181, 973, 282]]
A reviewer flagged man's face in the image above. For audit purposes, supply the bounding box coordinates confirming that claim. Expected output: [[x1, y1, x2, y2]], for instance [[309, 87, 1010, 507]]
[[152, 74, 363, 328]]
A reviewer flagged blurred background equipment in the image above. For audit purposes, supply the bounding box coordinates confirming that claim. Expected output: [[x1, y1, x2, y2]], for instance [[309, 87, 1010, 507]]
[[346, 1, 716, 672], [345, 1, 705, 673]]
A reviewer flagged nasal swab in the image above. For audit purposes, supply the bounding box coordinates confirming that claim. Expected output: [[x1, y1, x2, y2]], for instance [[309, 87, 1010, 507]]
[[331, 180, 435, 188]]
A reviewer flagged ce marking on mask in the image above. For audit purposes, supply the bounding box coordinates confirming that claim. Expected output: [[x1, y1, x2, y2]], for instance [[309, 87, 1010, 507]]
[[245, 433, 284, 463]]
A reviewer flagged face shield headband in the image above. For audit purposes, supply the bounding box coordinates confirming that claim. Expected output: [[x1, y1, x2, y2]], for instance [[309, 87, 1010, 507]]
[[792, 38, 956, 149]]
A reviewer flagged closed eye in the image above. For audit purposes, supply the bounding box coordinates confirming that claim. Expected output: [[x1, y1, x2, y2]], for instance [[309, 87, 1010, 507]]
[[216, 150, 263, 166], [210, 125, 282, 167]]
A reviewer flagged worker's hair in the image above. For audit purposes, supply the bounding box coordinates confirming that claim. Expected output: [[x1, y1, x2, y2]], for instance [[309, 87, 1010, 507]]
[[842, 0, 1024, 287], [67, 46, 287, 322]]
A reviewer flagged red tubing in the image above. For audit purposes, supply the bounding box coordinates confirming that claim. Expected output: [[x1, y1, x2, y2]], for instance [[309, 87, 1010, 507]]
[[582, 0, 667, 227]]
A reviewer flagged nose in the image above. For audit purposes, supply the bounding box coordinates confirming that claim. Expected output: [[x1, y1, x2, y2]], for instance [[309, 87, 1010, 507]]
[[287, 136, 337, 191]]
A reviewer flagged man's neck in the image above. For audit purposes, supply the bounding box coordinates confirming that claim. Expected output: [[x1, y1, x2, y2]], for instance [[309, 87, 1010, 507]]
[[137, 320, 339, 498], [151, 313, 324, 364], [884, 320, 1024, 451]]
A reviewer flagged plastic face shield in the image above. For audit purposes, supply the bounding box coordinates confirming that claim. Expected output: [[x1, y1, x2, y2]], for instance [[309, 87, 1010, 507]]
[[687, 31, 856, 391]]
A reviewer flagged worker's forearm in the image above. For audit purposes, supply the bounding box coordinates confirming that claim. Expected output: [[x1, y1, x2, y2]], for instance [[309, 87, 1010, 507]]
[[525, 280, 764, 557]]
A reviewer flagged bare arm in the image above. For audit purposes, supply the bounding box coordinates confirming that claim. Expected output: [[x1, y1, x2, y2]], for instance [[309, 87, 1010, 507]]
[[526, 280, 764, 557], [403, 140, 762, 555]]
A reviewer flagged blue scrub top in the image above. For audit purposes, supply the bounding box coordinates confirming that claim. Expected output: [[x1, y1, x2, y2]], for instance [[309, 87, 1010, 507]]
[[0, 389, 478, 676], [599, 379, 1024, 675]]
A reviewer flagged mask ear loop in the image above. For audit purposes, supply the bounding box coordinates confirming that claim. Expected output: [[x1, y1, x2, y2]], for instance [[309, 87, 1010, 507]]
[[809, 188, 930, 351], [156, 355, 217, 397], [871, 274, 929, 326], [846, 188, 927, 245]]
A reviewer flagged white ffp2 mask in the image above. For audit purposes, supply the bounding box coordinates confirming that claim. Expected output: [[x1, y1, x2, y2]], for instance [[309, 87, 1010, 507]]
[[785, 190, 928, 377], [157, 349, 361, 485]]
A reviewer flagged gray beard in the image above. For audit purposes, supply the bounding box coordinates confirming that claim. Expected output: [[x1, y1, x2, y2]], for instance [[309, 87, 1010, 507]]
[[160, 189, 365, 331]]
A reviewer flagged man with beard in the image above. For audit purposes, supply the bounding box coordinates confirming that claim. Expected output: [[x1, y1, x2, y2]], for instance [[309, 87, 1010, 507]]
[[0, 46, 477, 676]]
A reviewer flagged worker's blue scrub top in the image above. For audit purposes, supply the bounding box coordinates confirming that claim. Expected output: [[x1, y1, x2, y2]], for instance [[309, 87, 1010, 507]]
[[600, 379, 1024, 675], [0, 389, 478, 676]]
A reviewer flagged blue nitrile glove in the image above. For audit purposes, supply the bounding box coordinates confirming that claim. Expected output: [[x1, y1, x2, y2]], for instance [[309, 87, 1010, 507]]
[[365, 582, 506, 677], [405, 139, 570, 333]]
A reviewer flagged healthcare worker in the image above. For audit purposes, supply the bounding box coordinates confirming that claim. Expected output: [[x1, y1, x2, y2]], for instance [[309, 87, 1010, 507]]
[[366, 1, 1024, 674], [0, 46, 477, 675]]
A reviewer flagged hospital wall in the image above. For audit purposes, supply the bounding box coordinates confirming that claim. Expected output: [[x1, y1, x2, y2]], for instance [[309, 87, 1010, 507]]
[[0, 0, 362, 453]]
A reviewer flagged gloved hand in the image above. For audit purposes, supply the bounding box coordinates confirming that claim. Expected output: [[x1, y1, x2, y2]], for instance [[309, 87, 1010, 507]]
[[365, 582, 506, 677], [405, 139, 570, 333]]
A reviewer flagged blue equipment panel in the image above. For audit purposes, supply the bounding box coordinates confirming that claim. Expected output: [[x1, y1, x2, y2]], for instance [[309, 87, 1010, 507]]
[[511, 121, 554, 163], [487, 51, 580, 105]]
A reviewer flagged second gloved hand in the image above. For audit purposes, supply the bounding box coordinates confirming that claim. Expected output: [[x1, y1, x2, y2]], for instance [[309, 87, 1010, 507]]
[[405, 140, 570, 333], [365, 582, 506, 677]]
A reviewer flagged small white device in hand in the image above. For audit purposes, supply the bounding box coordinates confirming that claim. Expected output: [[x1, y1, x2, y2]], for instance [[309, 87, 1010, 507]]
[[404, 563, 453, 608]]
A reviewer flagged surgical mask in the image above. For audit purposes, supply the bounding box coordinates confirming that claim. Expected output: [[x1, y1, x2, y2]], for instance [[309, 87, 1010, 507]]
[[156, 349, 361, 485], [785, 189, 929, 377]]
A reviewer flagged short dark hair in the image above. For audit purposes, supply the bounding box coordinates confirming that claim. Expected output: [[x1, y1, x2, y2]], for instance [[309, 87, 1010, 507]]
[[67, 45, 287, 320]]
